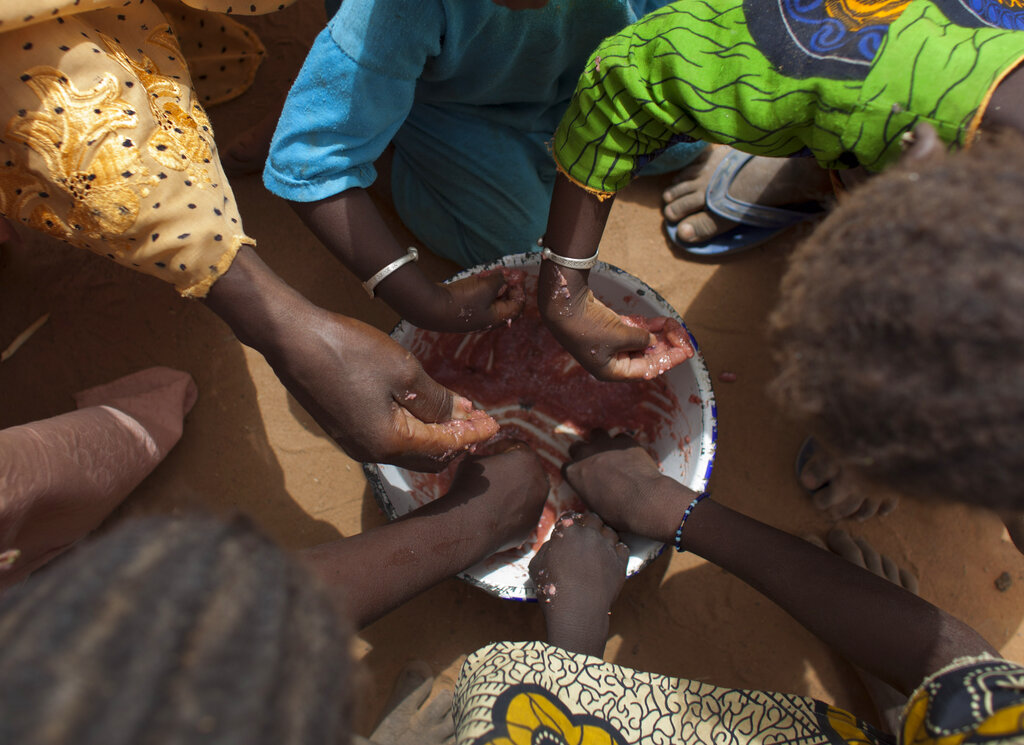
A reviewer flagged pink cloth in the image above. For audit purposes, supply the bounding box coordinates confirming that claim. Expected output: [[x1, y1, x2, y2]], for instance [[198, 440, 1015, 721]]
[[0, 367, 197, 588]]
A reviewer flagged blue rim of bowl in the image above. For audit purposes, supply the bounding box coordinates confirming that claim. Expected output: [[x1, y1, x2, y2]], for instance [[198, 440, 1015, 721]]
[[363, 251, 718, 600]]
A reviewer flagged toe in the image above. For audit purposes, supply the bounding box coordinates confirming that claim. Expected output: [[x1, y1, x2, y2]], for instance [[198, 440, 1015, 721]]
[[802, 533, 829, 551], [877, 495, 900, 517], [820, 475, 868, 520], [853, 537, 884, 575], [825, 528, 867, 568], [898, 567, 920, 595], [672, 212, 736, 243], [830, 492, 868, 520], [811, 483, 845, 512], [880, 554, 902, 584], [662, 179, 702, 206], [850, 496, 882, 522], [798, 450, 840, 492], [663, 190, 707, 222]]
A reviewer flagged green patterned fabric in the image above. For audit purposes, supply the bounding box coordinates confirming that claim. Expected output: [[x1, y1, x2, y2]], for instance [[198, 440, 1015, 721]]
[[553, 0, 1024, 195]]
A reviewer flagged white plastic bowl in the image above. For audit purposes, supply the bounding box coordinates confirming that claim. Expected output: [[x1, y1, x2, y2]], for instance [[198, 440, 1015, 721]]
[[364, 252, 717, 601]]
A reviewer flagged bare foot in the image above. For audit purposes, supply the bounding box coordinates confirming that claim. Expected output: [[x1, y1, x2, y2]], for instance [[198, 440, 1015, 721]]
[[355, 661, 455, 745], [529, 511, 629, 657], [807, 529, 917, 734], [221, 107, 281, 176], [662, 146, 833, 244], [796, 438, 899, 521], [807, 528, 918, 594]]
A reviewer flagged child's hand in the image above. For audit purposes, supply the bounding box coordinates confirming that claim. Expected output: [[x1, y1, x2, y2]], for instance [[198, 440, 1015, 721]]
[[538, 263, 693, 380], [529, 511, 629, 655], [563, 430, 693, 542], [443, 439, 550, 553], [414, 269, 526, 332]]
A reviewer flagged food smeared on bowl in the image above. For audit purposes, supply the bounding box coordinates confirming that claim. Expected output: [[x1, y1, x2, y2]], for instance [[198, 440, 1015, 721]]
[[366, 253, 717, 601]]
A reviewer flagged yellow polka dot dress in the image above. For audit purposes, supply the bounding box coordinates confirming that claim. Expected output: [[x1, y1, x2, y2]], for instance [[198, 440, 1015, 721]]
[[0, 0, 293, 297]]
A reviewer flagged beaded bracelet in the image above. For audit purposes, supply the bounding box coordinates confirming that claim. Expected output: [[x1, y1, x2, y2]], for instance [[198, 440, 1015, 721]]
[[673, 491, 710, 553]]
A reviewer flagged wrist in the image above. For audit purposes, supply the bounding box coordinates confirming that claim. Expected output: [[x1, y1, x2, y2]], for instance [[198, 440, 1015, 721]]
[[375, 271, 447, 329], [362, 247, 418, 298], [672, 491, 712, 553], [541, 594, 612, 657], [643, 476, 699, 544], [538, 238, 600, 270], [669, 498, 726, 559], [537, 260, 589, 321], [205, 245, 318, 357]]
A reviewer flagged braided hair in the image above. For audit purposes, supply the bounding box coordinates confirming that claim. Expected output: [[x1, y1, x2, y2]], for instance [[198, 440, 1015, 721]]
[[0, 515, 352, 745]]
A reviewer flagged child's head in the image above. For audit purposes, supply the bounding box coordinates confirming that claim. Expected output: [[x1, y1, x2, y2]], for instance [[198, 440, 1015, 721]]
[[770, 131, 1024, 512], [0, 515, 353, 745]]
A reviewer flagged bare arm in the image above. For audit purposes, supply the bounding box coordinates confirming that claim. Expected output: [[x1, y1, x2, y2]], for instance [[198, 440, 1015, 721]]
[[291, 189, 524, 332], [203, 245, 498, 471], [982, 63, 1024, 134], [680, 500, 995, 693], [300, 443, 549, 628], [538, 174, 692, 380], [564, 433, 997, 694]]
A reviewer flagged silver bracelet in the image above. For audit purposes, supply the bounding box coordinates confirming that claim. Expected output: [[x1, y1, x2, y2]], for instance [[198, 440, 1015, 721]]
[[363, 247, 419, 298], [538, 239, 599, 270]]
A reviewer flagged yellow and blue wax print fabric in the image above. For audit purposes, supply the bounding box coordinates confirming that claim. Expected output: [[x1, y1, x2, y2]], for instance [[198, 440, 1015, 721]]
[[454, 640, 895, 745], [902, 655, 1024, 745], [553, 0, 1024, 197]]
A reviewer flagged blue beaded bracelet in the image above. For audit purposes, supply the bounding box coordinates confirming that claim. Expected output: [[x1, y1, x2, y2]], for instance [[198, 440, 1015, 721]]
[[673, 491, 711, 553]]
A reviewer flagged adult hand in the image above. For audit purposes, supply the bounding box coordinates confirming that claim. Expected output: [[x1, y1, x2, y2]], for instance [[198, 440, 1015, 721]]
[[276, 311, 499, 471], [563, 430, 693, 541], [538, 263, 693, 381], [205, 246, 498, 472], [416, 268, 526, 332]]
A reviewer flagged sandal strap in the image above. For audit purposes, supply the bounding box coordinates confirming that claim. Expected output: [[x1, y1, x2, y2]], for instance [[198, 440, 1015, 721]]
[[705, 150, 820, 229]]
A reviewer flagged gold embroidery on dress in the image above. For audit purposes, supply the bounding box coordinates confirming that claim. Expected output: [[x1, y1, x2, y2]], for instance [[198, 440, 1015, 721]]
[[0, 146, 45, 221], [100, 28, 215, 187], [4, 67, 157, 255]]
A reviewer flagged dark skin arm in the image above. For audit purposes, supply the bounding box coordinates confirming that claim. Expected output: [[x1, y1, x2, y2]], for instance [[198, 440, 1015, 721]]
[[301, 442, 549, 628], [543, 60, 1024, 379], [563, 432, 998, 695], [529, 512, 629, 656], [981, 63, 1024, 134], [291, 189, 525, 333], [539, 173, 693, 380], [203, 245, 498, 471]]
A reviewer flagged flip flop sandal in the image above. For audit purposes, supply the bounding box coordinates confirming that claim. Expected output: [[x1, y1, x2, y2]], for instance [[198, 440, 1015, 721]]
[[665, 149, 826, 258]]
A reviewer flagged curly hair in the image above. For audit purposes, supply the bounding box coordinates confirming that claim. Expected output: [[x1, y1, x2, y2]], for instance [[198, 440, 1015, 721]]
[[769, 131, 1024, 511], [0, 515, 352, 745]]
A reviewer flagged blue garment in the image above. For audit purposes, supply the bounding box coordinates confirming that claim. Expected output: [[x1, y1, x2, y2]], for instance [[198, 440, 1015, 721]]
[[264, 0, 704, 267]]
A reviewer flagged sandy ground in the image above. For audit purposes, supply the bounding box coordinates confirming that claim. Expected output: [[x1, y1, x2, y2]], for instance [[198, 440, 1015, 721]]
[[1, 1, 1021, 737]]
